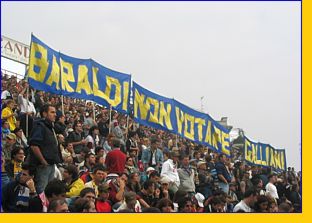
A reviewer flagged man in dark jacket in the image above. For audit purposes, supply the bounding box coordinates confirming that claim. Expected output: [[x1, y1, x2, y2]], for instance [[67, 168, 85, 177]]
[[28, 104, 62, 194], [2, 163, 37, 212]]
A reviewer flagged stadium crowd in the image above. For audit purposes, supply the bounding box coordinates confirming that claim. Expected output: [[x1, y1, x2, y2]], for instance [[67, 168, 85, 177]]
[[1, 73, 302, 213]]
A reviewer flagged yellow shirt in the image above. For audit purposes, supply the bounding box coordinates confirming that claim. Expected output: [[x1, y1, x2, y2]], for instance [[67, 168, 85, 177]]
[[2, 107, 16, 131]]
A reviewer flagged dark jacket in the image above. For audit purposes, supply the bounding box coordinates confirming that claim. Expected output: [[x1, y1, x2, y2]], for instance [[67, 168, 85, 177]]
[[28, 119, 62, 166], [2, 180, 39, 212]]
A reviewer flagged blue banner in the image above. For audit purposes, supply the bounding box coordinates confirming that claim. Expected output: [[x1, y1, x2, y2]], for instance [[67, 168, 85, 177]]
[[244, 137, 287, 171], [27, 34, 131, 114], [133, 82, 231, 156]]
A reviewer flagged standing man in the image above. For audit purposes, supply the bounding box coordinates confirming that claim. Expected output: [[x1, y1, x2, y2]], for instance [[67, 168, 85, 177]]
[[105, 138, 127, 175], [142, 136, 164, 172], [28, 104, 62, 194], [215, 154, 232, 194], [18, 82, 36, 136], [265, 173, 279, 202], [177, 155, 196, 196]]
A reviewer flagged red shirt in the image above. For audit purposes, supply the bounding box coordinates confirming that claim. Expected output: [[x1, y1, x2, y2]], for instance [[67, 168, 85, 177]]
[[105, 149, 126, 174], [96, 200, 112, 213]]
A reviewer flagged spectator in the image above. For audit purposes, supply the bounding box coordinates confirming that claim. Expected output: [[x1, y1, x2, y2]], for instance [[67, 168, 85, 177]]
[[2, 163, 37, 212], [178, 155, 196, 195], [5, 146, 25, 180], [48, 199, 69, 212], [254, 195, 269, 213], [265, 173, 279, 201], [3, 133, 17, 162], [156, 198, 174, 213], [28, 104, 62, 194], [67, 121, 87, 154], [142, 136, 163, 172], [62, 164, 85, 198], [215, 154, 232, 194], [105, 138, 127, 175], [13, 127, 28, 149], [1, 99, 17, 131], [161, 151, 180, 194], [95, 183, 112, 213], [233, 188, 258, 212], [73, 198, 97, 212], [85, 165, 108, 197]]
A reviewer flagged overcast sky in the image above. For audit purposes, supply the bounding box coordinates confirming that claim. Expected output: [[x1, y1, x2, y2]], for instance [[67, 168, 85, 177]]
[[1, 1, 301, 170]]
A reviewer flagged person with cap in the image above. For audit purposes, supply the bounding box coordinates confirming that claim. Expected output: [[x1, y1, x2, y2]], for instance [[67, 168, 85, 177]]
[[140, 166, 156, 185], [159, 176, 174, 200], [160, 151, 180, 194], [193, 192, 205, 212], [265, 173, 279, 201], [197, 160, 213, 199], [3, 133, 17, 162], [95, 183, 112, 212]]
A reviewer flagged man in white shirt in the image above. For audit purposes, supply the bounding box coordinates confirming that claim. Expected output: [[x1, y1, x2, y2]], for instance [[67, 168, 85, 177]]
[[17, 82, 36, 136], [161, 151, 180, 193], [265, 173, 279, 201], [233, 188, 258, 212]]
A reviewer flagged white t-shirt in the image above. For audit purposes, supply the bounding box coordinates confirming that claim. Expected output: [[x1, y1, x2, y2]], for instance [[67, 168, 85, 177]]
[[233, 200, 253, 212], [161, 159, 180, 187], [265, 182, 279, 199]]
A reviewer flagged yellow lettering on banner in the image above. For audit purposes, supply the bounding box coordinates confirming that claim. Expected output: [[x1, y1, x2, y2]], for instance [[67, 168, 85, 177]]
[[275, 151, 281, 169], [122, 82, 129, 111], [133, 89, 149, 120], [146, 97, 159, 124], [195, 118, 205, 141], [60, 58, 75, 92], [76, 65, 92, 94], [245, 139, 251, 161], [261, 146, 267, 166], [159, 102, 173, 130], [184, 113, 195, 140], [221, 132, 230, 156], [212, 126, 221, 151], [204, 120, 212, 145], [266, 146, 270, 166], [46, 55, 60, 90], [269, 148, 275, 168], [93, 67, 122, 107], [280, 152, 285, 170], [28, 42, 49, 82], [104, 76, 121, 107], [175, 107, 184, 135]]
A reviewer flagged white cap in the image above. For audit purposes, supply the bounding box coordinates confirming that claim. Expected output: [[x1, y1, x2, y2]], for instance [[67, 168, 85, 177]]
[[194, 193, 205, 208], [146, 167, 155, 172]]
